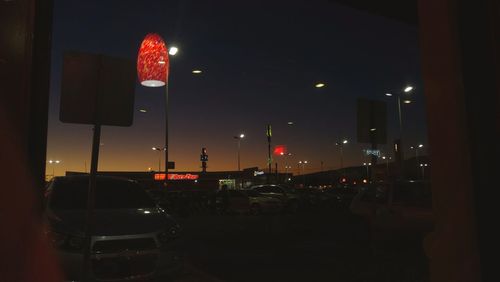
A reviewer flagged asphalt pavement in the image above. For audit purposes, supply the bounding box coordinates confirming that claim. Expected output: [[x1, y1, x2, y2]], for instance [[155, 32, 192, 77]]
[[168, 210, 429, 282]]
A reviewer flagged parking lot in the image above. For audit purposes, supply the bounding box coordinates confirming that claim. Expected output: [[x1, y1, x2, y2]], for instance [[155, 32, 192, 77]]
[[172, 209, 429, 282]]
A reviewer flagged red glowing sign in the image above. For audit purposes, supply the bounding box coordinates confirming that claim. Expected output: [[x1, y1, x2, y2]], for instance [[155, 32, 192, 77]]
[[273, 145, 287, 156], [154, 173, 199, 181]]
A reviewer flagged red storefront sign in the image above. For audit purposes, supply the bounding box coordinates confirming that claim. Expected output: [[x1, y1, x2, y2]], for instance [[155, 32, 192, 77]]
[[154, 173, 199, 181]]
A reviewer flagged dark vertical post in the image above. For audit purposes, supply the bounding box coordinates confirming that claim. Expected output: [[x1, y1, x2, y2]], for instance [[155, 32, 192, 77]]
[[266, 125, 272, 182], [83, 124, 101, 281], [275, 162, 278, 182], [164, 84, 169, 186]]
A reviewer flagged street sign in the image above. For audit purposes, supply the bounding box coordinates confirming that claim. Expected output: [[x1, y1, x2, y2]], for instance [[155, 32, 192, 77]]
[[60, 52, 135, 126]]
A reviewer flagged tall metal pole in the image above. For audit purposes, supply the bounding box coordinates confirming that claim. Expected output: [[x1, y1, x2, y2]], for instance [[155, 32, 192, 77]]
[[397, 96, 403, 143], [83, 124, 101, 281], [164, 81, 169, 185], [340, 145, 344, 173], [158, 151, 162, 172], [237, 138, 241, 171]]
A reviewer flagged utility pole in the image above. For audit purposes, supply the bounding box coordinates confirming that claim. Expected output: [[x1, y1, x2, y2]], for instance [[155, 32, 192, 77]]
[[266, 125, 272, 182]]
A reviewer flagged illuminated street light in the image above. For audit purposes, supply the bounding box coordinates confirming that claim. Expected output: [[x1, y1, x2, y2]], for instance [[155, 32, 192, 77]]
[[298, 161, 308, 187], [139, 109, 147, 113], [404, 86, 414, 92], [168, 46, 178, 56], [152, 147, 166, 171], [192, 69, 202, 74], [315, 83, 325, 88], [234, 134, 245, 171], [385, 84, 414, 170], [420, 163, 429, 179], [47, 159, 61, 178], [287, 121, 294, 125], [335, 138, 349, 175], [410, 144, 424, 178]]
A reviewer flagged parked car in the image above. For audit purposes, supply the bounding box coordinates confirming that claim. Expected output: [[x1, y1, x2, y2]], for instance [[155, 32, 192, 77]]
[[295, 187, 326, 209], [249, 184, 300, 212], [350, 180, 433, 249], [216, 189, 282, 215], [245, 190, 283, 215], [44, 176, 183, 281]]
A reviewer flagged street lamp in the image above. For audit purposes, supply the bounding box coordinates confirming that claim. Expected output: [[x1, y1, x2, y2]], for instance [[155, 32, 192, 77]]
[[385, 85, 414, 174], [47, 160, 61, 178], [335, 139, 349, 175], [234, 134, 245, 171], [152, 147, 166, 172], [298, 161, 308, 187], [168, 46, 179, 56], [381, 156, 392, 179], [363, 162, 372, 181], [420, 163, 429, 179], [138, 33, 175, 185], [410, 144, 424, 178]]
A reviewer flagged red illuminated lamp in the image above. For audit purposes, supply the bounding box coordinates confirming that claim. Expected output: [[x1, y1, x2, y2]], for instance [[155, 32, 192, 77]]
[[137, 33, 169, 87], [273, 145, 287, 156]]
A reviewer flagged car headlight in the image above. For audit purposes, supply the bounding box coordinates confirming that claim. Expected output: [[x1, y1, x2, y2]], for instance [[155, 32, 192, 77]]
[[47, 230, 85, 253]]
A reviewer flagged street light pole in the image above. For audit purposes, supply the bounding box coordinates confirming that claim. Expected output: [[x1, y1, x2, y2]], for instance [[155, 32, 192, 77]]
[[386, 86, 413, 178], [47, 160, 61, 178], [152, 147, 166, 172], [298, 161, 308, 187], [363, 162, 371, 181], [410, 144, 424, 179], [234, 134, 245, 171], [335, 139, 349, 176]]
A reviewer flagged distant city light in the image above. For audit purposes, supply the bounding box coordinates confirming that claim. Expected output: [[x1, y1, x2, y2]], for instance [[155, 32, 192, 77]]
[[404, 86, 413, 92], [385, 93, 393, 97], [370, 128, 377, 131], [240, 134, 245, 138], [192, 69, 202, 74], [287, 121, 294, 125], [168, 46, 179, 55], [403, 100, 412, 104], [342, 139, 348, 144], [315, 83, 325, 88]]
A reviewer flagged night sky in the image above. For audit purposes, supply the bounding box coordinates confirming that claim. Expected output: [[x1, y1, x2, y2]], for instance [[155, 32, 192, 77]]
[[46, 0, 427, 176]]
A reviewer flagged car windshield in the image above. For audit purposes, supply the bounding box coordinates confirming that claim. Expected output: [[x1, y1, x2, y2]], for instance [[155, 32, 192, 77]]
[[49, 177, 156, 210]]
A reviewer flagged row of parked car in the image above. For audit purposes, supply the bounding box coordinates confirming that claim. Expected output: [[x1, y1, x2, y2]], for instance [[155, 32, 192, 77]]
[[42, 175, 433, 281], [147, 184, 360, 217]]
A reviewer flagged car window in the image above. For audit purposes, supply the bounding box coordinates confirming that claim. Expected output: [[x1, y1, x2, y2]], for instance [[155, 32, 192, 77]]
[[49, 178, 156, 210]]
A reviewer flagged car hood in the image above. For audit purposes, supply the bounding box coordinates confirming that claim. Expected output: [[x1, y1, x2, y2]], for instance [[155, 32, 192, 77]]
[[48, 207, 176, 236]]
